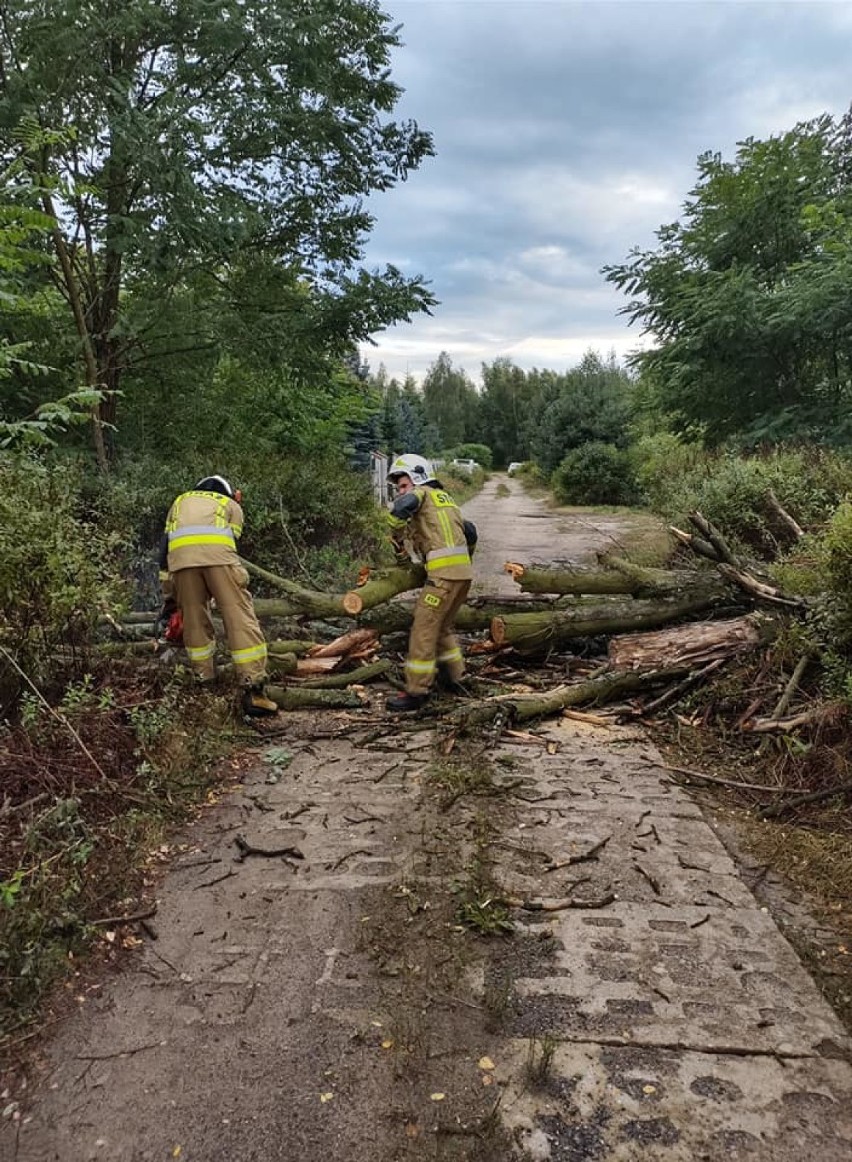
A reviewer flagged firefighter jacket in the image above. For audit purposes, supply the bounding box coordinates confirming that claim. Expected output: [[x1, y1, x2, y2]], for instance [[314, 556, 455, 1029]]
[[387, 484, 474, 581], [159, 490, 245, 573]]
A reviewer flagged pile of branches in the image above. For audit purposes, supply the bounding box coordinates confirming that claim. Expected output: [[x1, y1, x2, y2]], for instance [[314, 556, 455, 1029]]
[[101, 511, 842, 744]]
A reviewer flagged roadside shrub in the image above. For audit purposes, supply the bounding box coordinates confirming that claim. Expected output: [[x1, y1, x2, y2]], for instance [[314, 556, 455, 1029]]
[[631, 432, 704, 508], [445, 443, 493, 470], [551, 442, 639, 506], [634, 442, 852, 559], [0, 456, 127, 697], [824, 501, 852, 648]]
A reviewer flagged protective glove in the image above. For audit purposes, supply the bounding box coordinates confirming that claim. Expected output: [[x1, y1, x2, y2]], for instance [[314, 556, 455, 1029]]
[[391, 537, 410, 565]]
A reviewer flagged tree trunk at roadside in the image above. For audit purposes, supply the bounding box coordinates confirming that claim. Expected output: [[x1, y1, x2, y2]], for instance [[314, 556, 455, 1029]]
[[265, 685, 365, 710], [446, 667, 696, 727], [607, 613, 779, 671], [490, 587, 734, 652], [504, 557, 708, 597]]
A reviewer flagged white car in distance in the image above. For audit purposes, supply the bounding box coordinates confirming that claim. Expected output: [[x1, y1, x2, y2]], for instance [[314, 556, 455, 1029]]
[[451, 458, 479, 472]]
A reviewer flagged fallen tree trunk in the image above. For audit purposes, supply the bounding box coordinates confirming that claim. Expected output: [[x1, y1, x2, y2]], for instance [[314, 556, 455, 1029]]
[[490, 588, 732, 653], [245, 559, 428, 618], [241, 559, 353, 618], [446, 666, 695, 727], [503, 557, 714, 598], [266, 652, 298, 675], [298, 659, 391, 689], [265, 685, 364, 710], [267, 640, 316, 656], [608, 613, 778, 672], [356, 596, 572, 635]]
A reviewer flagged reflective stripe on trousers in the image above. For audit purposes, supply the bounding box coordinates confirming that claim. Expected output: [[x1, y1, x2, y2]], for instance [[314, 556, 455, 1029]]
[[404, 578, 471, 695]]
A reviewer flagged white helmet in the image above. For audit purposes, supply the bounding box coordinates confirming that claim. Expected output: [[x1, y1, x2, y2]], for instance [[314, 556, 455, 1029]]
[[387, 454, 436, 486], [195, 474, 234, 497]]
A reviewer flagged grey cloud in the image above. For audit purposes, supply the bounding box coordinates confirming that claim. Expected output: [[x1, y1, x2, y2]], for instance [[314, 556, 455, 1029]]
[[362, 1, 852, 383]]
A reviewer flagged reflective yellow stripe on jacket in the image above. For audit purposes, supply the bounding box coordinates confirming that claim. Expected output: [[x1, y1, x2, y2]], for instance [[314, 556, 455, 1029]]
[[425, 545, 470, 573]]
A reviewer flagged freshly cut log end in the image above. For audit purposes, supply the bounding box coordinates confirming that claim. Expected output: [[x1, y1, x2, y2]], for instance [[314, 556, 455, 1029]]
[[504, 562, 525, 581], [342, 592, 364, 615], [491, 616, 507, 646]]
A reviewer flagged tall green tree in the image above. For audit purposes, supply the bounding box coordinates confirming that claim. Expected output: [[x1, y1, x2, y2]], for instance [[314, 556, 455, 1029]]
[[478, 358, 531, 466], [0, 0, 436, 466], [527, 351, 633, 475], [604, 111, 852, 445], [374, 371, 436, 456], [421, 351, 478, 449]]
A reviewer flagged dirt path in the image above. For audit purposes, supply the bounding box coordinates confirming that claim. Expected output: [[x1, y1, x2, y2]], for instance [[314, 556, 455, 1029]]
[[3, 479, 851, 1161]]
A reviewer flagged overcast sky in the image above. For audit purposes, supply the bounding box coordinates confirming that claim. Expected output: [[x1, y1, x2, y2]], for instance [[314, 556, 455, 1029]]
[[359, 0, 852, 385]]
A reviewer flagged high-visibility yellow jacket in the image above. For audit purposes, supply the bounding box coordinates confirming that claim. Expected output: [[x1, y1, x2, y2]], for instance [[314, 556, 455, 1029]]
[[387, 484, 473, 581], [161, 490, 245, 572]]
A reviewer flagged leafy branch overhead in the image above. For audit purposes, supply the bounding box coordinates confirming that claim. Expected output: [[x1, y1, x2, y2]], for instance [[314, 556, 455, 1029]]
[[0, 0, 437, 459], [603, 110, 852, 446]]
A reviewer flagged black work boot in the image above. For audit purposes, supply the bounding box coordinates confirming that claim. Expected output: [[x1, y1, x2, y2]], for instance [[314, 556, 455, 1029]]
[[386, 691, 430, 713], [242, 682, 278, 718]]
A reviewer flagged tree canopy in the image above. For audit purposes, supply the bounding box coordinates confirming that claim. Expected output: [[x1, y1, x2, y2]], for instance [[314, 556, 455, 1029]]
[[0, 0, 436, 464], [604, 110, 852, 446]]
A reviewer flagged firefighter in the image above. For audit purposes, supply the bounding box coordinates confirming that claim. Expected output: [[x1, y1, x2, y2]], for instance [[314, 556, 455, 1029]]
[[157, 475, 277, 718], [385, 454, 477, 712]]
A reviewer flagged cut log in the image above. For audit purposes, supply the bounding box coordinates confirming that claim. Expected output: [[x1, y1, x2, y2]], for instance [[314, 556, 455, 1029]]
[[241, 558, 354, 618], [267, 640, 316, 656], [266, 652, 297, 675], [356, 596, 570, 635], [715, 564, 807, 609], [608, 613, 778, 672], [265, 685, 364, 710], [503, 558, 705, 598], [669, 527, 719, 563], [298, 659, 391, 688], [688, 511, 738, 565], [490, 589, 731, 653], [766, 489, 805, 540]]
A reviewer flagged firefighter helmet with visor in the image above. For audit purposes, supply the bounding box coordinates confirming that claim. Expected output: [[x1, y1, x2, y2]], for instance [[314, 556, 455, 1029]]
[[387, 454, 436, 487]]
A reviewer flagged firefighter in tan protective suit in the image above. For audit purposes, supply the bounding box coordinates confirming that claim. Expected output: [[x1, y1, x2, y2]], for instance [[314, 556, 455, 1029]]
[[385, 454, 477, 713], [157, 475, 277, 718]]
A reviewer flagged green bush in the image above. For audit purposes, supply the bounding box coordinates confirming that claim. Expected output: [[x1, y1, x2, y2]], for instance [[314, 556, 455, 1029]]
[[632, 440, 852, 559], [824, 501, 852, 648], [551, 442, 639, 506], [631, 432, 704, 507], [84, 449, 388, 601], [0, 456, 128, 692], [445, 443, 494, 470]]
